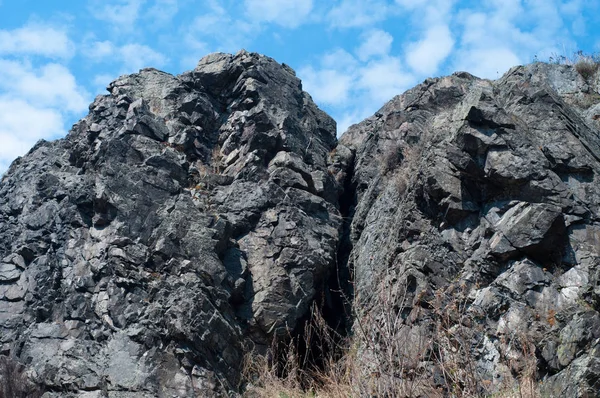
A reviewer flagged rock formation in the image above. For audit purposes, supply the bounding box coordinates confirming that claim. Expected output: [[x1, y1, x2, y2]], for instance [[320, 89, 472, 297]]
[[0, 51, 341, 397], [337, 62, 600, 396], [0, 51, 599, 397]]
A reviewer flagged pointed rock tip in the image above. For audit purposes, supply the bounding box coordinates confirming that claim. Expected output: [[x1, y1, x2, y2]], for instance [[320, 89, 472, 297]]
[[195, 50, 297, 76]]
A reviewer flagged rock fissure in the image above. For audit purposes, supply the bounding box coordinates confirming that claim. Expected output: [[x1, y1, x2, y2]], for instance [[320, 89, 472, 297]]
[[1, 53, 600, 396]]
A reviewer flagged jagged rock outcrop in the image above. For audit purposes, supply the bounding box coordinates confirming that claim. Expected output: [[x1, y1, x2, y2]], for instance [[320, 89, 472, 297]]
[[0, 51, 340, 396], [337, 62, 600, 396], [1, 51, 600, 397]]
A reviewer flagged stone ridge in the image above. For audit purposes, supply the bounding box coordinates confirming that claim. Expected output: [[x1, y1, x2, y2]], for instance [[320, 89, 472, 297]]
[[336, 62, 600, 395], [0, 50, 341, 396], [0, 51, 600, 397]]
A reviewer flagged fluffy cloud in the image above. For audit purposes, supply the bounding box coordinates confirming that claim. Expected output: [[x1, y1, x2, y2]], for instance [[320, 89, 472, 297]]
[[406, 24, 454, 76], [146, 0, 179, 25], [299, 44, 414, 134], [451, 1, 581, 79], [454, 47, 521, 80], [328, 0, 392, 28], [0, 98, 64, 167], [357, 57, 414, 103], [356, 29, 394, 61], [93, 74, 118, 92], [82, 40, 167, 72], [0, 59, 89, 173], [299, 66, 353, 105], [91, 0, 146, 27], [244, 0, 313, 28], [82, 40, 115, 61], [394, 0, 455, 76], [0, 60, 89, 113], [336, 109, 373, 134], [182, 1, 255, 67], [0, 25, 74, 58], [119, 43, 167, 71]]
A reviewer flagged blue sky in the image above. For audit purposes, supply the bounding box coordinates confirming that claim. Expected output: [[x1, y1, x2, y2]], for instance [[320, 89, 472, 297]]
[[0, 0, 599, 173]]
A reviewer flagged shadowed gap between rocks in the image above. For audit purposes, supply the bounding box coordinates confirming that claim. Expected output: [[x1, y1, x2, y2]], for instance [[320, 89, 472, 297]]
[[282, 150, 358, 377]]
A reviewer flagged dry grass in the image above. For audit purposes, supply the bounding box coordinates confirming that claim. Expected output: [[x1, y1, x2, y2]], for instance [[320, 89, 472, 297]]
[[574, 56, 599, 80], [211, 144, 222, 173], [241, 270, 544, 398], [546, 51, 599, 81], [381, 144, 404, 174], [0, 356, 43, 398]]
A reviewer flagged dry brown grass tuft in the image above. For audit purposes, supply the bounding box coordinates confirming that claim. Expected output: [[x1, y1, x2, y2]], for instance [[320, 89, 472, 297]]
[[211, 144, 223, 173], [241, 272, 544, 398], [575, 56, 599, 80], [0, 356, 43, 398]]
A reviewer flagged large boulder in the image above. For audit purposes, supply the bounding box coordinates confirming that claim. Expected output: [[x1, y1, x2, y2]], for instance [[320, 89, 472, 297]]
[[0, 50, 341, 396], [338, 63, 600, 395], [2, 52, 600, 397]]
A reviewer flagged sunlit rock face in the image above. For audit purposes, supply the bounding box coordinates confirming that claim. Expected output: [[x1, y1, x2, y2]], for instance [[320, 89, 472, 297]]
[[337, 63, 600, 396], [0, 50, 341, 397], [1, 51, 600, 397]]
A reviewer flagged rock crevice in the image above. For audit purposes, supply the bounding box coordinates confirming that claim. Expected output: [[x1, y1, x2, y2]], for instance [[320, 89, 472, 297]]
[[1, 53, 600, 396]]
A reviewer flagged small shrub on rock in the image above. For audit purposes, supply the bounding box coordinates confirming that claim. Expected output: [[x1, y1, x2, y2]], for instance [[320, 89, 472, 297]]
[[381, 144, 404, 174], [575, 56, 599, 80]]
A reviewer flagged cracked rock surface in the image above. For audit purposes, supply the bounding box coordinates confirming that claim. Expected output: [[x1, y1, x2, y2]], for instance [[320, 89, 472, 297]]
[[0, 51, 340, 397], [338, 62, 600, 396], [1, 52, 600, 396]]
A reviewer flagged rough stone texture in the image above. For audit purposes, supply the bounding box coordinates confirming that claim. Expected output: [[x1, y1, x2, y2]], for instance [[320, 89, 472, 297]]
[[337, 62, 600, 395], [0, 51, 340, 396], [2, 54, 600, 397]]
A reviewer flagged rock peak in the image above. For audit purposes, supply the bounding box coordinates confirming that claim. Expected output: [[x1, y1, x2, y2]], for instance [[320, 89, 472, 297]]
[[0, 50, 339, 395], [1, 53, 600, 396]]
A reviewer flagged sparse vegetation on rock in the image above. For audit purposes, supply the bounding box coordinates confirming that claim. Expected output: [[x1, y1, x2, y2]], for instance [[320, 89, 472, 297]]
[[575, 56, 599, 80], [0, 356, 43, 398]]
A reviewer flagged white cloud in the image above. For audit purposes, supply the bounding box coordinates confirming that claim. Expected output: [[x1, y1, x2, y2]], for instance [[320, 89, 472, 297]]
[[356, 29, 394, 61], [0, 24, 74, 58], [0, 97, 64, 155], [244, 0, 313, 28], [0, 60, 89, 113], [395, 0, 424, 8], [92, 73, 118, 93], [336, 109, 373, 134], [189, 3, 231, 36], [451, 0, 582, 79], [406, 24, 454, 75], [358, 57, 414, 103], [454, 47, 521, 79], [147, 0, 179, 25], [299, 47, 415, 135], [180, 34, 210, 69], [119, 43, 167, 71], [0, 59, 89, 174], [299, 66, 353, 105], [328, 0, 391, 28], [321, 48, 358, 70], [80, 40, 167, 72], [82, 40, 115, 60], [183, 0, 255, 66], [91, 0, 146, 27]]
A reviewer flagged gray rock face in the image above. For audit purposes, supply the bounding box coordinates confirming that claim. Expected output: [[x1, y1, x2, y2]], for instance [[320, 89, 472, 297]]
[[0, 51, 340, 396], [1, 53, 600, 397], [338, 63, 600, 395]]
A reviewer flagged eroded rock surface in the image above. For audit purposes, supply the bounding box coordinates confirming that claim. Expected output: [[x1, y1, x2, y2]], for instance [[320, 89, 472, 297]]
[[338, 62, 600, 396], [1, 54, 600, 397], [0, 51, 340, 397]]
